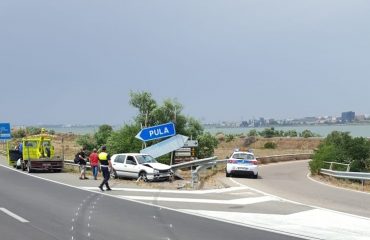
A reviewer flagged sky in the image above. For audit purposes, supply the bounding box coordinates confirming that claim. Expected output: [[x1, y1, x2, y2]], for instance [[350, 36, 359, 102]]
[[1, 0, 370, 126]]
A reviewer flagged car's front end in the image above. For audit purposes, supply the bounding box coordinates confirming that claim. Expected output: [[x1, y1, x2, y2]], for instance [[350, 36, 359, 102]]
[[142, 162, 173, 181]]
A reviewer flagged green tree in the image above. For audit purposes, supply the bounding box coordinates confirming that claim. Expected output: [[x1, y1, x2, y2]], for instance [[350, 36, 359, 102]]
[[285, 130, 298, 137], [129, 91, 157, 127], [106, 124, 142, 154], [259, 128, 276, 138], [197, 133, 218, 159], [94, 124, 113, 146], [184, 117, 204, 139], [76, 134, 96, 151], [247, 129, 258, 137]]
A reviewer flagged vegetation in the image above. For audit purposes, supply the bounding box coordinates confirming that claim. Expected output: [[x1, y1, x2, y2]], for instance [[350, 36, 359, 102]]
[[246, 128, 320, 138], [309, 131, 370, 174], [11, 127, 55, 139], [264, 142, 277, 149], [74, 91, 219, 161]]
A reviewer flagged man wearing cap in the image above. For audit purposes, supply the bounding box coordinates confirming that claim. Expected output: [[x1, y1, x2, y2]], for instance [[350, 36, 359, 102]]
[[98, 146, 112, 191]]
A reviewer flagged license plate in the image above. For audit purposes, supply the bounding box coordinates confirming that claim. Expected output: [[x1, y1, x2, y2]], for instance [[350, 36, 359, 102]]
[[238, 167, 248, 170], [43, 163, 51, 167]]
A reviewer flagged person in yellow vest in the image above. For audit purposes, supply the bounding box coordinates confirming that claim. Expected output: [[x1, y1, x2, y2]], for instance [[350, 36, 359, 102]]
[[98, 146, 112, 191]]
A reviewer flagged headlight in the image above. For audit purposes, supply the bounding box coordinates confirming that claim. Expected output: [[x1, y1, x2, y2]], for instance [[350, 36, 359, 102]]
[[153, 169, 159, 174]]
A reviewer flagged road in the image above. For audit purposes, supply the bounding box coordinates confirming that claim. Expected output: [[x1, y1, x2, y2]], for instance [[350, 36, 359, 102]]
[[0, 163, 303, 240], [232, 160, 370, 218]]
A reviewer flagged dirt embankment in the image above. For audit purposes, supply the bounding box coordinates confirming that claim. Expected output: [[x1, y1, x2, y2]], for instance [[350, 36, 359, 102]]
[[52, 134, 322, 160], [214, 136, 322, 159]]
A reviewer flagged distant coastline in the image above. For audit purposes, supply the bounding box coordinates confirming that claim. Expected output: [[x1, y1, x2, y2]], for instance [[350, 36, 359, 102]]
[[15, 123, 370, 138]]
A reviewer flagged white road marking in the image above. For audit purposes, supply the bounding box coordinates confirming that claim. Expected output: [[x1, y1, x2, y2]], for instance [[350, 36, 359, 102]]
[[181, 208, 370, 240], [82, 186, 248, 194], [0, 208, 29, 223], [119, 195, 279, 205]]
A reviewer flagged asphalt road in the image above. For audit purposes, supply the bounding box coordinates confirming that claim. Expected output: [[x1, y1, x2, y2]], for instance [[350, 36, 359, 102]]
[[232, 160, 370, 218], [0, 165, 305, 240]]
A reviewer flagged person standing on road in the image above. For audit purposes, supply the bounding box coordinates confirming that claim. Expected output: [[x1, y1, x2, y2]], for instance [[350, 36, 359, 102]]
[[78, 147, 88, 180], [89, 148, 99, 180], [98, 146, 112, 191]]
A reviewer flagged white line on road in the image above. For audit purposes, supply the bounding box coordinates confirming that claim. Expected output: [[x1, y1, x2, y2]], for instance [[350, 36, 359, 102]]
[[82, 186, 248, 194], [181, 208, 370, 240], [119, 195, 279, 204], [0, 208, 29, 223]]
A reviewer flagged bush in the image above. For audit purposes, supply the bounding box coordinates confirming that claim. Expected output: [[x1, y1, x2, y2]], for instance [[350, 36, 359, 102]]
[[264, 142, 277, 149], [300, 129, 315, 138], [76, 134, 96, 151], [309, 158, 325, 175], [12, 128, 26, 138], [106, 124, 142, 154], [225, 134, 235, 143], [309, 131, 370, 174], [197, 132, 218, 159], [26, 127, 42, 135]]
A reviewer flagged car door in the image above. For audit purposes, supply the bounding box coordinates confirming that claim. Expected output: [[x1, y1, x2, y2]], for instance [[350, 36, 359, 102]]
[[124, 155, 140, 178], [112, 154, 126, 177]]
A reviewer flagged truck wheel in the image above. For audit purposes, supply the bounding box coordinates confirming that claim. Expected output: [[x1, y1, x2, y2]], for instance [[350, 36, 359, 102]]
[[22, 162, 26, 171], [27, 163, 32, 173]]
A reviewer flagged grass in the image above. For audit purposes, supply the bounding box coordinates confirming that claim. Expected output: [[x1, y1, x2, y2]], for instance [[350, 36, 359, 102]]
[[312, 174, 370, 193]]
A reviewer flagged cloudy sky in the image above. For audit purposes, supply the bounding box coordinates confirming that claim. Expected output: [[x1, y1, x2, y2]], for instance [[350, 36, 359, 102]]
[[1, 0, 369, 125]]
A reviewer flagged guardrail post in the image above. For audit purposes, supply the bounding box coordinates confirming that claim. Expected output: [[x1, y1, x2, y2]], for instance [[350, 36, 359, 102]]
[[329, 162, 333, 170], [191, 165, 199, 189], [346, 164, 350, 172]]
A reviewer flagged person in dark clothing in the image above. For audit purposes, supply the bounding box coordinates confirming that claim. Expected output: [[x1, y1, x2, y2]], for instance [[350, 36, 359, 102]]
[[78, 148, 88, 180], [98, 146, 112, 191]]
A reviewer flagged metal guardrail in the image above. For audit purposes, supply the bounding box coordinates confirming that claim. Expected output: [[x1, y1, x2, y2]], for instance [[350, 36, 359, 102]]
[[320, 168, 370, 190], [171, 157, 217, 171], [323, 161, 350, 172], [320, 169, 370, 181]]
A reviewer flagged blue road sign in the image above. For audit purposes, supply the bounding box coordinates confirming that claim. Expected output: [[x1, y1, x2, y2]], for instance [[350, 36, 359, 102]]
[[135, 122, 176, 142], [0, 123, 11, 140]]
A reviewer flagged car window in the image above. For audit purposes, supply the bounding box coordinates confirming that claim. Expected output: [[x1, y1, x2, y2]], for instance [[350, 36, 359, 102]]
[[126, 156, 137, 165], [232, 153, 254, 160], [115, 155, 125, 163], [136, 155, 157, 164]]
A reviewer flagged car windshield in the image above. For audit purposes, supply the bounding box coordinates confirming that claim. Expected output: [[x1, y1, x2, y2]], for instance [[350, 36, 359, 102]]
[[232, 153, 254, 160], [136, 155, 158, 164]]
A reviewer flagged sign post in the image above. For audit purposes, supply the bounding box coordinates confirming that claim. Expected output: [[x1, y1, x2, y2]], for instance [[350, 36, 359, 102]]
[[135, 122, 176, 142], [0, 123, 11, 140]]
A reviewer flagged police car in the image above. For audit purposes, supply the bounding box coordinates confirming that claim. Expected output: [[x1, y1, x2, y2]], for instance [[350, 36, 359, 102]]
[[226, 151, 258, 178]]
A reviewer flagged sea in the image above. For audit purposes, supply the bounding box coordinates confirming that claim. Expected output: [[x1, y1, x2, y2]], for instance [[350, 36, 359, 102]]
[[45, 124, 370, 138]]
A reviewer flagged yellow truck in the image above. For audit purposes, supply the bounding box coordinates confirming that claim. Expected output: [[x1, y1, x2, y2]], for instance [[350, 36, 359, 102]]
[[7, 134, 64, 173]]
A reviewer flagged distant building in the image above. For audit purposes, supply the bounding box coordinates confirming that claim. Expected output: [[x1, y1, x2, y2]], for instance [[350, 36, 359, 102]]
[[341, 111, 355, 123]]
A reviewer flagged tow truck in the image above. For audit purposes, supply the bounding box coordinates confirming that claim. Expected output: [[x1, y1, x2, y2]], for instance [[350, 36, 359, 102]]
[[7, 133, 64, 173]]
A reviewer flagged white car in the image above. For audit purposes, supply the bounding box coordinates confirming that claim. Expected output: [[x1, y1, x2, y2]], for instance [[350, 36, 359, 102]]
[[226, 151, 258, 178], [110, 153, 173, 181]]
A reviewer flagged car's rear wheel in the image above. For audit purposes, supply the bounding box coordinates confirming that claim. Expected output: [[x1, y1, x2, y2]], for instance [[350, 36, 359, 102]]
[[226, 172, 230, 177], [110, 169, 118, 179]]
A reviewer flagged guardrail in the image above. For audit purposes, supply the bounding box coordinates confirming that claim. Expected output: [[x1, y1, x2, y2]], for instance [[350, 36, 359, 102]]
[[323, 161, 350, 171], [320, 168, 370, 190], [171, 157, 217, 171]]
